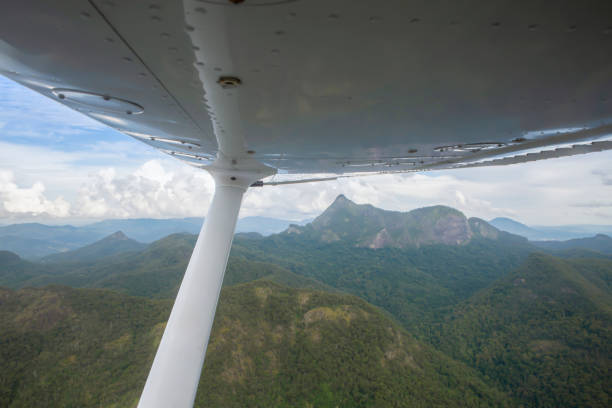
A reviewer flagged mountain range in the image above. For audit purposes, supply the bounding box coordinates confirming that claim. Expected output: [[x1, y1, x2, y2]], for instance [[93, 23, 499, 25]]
[[0, 216, 306, 259], [490, 217, 612, 241], [0, 195, 610, 407]]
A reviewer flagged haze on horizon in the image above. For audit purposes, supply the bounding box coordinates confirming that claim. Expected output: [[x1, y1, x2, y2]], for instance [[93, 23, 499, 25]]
[[1, 75, 612, 227]]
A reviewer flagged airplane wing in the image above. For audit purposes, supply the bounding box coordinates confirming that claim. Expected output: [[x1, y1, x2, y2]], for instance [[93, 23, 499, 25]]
[[2, 0, 611, 179], [2, 1, 611, 408]]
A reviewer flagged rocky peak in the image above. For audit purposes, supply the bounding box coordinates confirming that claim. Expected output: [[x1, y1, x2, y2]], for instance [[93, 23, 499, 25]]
[[295, 196, 503, 249]]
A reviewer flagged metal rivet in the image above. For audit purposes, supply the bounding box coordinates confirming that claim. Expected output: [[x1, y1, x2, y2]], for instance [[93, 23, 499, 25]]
[[528, 24, 538, 30], [185, 25, 195, 32], [123, 56, 133, 62], [369, 16, 381, 23], [491, 21, 501, 27], [150, 15, 161, 22], [126, 110, 133, 115], [275, 30, 285, 35], [195, 7, 207, 14], [149, 4, 160, 10], [193, 45, 200, 51], [105, 37, 115, 43], [567, 25, 577, 32], [410, 18, 420, 23], [214, 67, 222, 72], [247, 150, 255, 154], [408, 149, 418, 153], [328, 14, 339, 20], [103, 95, 110, 101], [218, 76, 242, 89], [271, 49, 280, 55], [58, 93, 65, 99], [80, 12, 91, 20], [230, 176, 237, 180], [160, 32, 170, 39], [196, 61, 205, 66], [229, 0, 244, 4]]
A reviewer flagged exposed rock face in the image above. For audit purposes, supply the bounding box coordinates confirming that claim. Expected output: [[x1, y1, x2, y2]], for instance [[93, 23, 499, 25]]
[[369, 228, 393, 249], [469, 218, 499, 240], [287, 195, 504, 249]]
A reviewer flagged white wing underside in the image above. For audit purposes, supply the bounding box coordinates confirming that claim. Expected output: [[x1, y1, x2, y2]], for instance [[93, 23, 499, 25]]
[[1, 0, 612, 178]]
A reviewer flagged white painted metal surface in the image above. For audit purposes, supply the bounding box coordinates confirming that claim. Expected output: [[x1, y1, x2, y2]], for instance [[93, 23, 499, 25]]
[[1, 0, 611, 176], [137, 174, 247, 408]]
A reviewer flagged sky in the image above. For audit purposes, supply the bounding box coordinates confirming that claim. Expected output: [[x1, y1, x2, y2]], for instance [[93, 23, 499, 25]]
[[1, 75, 611, 226]]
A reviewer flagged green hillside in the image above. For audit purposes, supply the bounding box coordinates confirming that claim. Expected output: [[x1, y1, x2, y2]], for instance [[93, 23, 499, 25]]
[[0, 282, 508, 407], [230, 232, 532, 334], [41, 231, 146, 264], [431, 253, 612, 407]]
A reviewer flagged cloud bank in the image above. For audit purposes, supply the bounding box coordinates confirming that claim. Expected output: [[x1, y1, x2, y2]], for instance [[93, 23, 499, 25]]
[[1, 151, 611, 225]]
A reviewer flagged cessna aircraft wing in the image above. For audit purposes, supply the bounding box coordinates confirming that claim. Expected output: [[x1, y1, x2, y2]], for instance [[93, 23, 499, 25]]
[[1, 1, 611, 407]]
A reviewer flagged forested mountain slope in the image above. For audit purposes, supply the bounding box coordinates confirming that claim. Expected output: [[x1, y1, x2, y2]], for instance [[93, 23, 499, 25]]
[[431, 253, 612, 407], [0, 282, 508, 407]]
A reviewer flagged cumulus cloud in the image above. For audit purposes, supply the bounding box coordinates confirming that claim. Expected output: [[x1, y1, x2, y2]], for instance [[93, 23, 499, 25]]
[[75, 161, 214, 219], [0, 170, 70, 218]]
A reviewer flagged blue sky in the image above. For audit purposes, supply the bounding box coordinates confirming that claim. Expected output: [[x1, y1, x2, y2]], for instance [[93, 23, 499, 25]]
[[1, 75, 611, 226]]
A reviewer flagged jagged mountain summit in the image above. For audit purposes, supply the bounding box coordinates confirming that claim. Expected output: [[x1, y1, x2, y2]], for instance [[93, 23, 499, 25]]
[[285, 195, 507, 249]]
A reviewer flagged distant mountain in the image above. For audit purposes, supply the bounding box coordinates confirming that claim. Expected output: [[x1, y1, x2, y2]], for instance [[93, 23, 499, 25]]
[[0, 250, 54, 288], [0, 216, 303, 259], [0, 283, 507, 407], [0, 223, 100, 258], [433, 253, 612, 407], [41, 231, 146, 264], [489, 217, 541, 238], [286, 195, 515, 249], [235, 216, 306, 235], [0, 233, 329, 298], [533, 234, 612, 255], [490, 217, 612, 241], [83, 217, 203, 242]]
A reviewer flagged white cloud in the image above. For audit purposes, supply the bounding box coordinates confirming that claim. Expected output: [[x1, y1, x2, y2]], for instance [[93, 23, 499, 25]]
[[75, 160, 214, 219], [0, 170, 70, 218]]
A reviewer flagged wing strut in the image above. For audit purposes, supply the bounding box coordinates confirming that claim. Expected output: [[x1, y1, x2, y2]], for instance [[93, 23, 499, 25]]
[[137, 170, 251, 408]]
